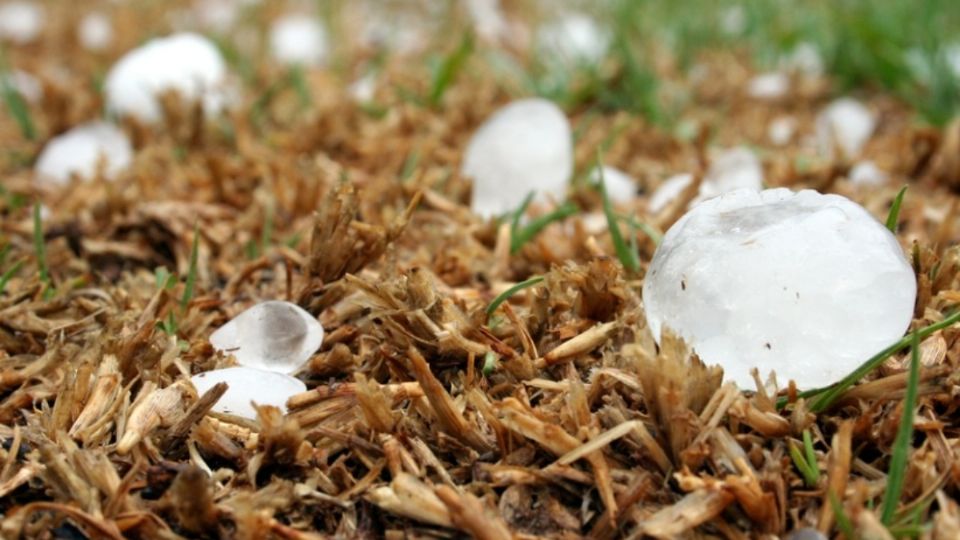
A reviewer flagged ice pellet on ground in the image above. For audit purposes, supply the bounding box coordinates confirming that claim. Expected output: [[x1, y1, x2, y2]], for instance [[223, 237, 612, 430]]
[[78, 11, 112, 51], [463, 98, 572, 218], [815, 98, 875, 161], [536, 13, 610, 66], [270, 14, 328, 66], [209, 300, 324, 374], [190, 366, 305, 420], [35, 122, 132, 185], [0, 1, 44, 44], [643, 188, 916, 389], [780, 42, 824, 78], [591, 165, 637, 204], [647, 147, 763, 213], [1, 69, 42, 103], [104, 32, 229, 122], [849, 160, 888, 186], [768, 116, 796, 146], [747, 72, 788, 100]]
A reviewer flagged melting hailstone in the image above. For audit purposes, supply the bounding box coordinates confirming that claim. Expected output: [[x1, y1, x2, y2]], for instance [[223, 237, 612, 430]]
[[647, 147, 763, 213], [815, 98, 875, 161], [746, 72, 788, 100], [190, 367, 305, 420], [0, 1, 44, 44], [209, 300, 323, 374], [536, 13, 610, 66], [34, 121, 133, 185], [463, 98, 572, 218], [78, 11, 112, 51], [269, 14, 328, 67], [642, 188, 916, 389], [590, 165, 636, 204], [849, 160, 888, 186], [104, 32, 229, 122]]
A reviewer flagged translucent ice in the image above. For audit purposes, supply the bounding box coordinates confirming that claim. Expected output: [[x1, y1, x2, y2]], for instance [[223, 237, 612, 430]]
[[816, 98, 875, 161], [647, 147, 763, 213], [463, 98, 572, 218], [768, 116, 796, 146], [0, 2, 44, 44], [78, 11, 112, 51], [536, 13, 610, 66], [190, 366, 305, 420], [104, 33, 229, 122], [209, 300, 324, 374], [747, 72, 788, 100], [35, 122, 132, 185], [270, 14, 328, 67], [849, 160, 888, 186], [643, 188, 916, 389], [590, 165, 636, 204]]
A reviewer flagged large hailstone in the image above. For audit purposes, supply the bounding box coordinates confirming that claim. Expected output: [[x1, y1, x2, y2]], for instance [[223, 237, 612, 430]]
[[643, 188, 916, 389], [269, 14, 328, 67], [209, 300, 324, 374], [463, 98, 572, 218], [815, 98, 875, 161], [0, 1, 44, 44], [34, 122, 133, 185], [647, 147, 763, 213], [104, 32, 229, 122], [536, 13, 610, 66], [191, 367, 305, 420]]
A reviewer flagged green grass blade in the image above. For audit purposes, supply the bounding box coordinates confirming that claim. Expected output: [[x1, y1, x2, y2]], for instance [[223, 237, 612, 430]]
[[290, 65, 311, 108], [428, 33, 474, 106], [881, 332, 920, 525], [788, 441, 819, 487], [510, 202, 578, 254], [0, 258, 24, 295], [509, 192, 536, 233], [261, 201, 274, 254], [400, 150, 420, 181], [180, 224, 200, 312], [486, 276, 544, 318], [886, 186, 908, 233], [829, 490, 856, 539], [803, 430, 819, 484], [616, 213, 663, 245], [0, 50, 36, 141], [598, 161, 640, 272]]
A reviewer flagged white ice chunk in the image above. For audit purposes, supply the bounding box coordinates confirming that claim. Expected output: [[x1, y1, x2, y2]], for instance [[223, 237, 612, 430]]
[[768, 115, 796, 146], [209, 300, 324, 374], [643, 188, 916, 389], [348, 72, 377, 103], [0, 1, 43, 44], [1, 69, 41, 103], [190, 366, 306, 420], [463, 98, 572, 218], [35, 121, 132, 185], [78, 11, 112, 51], [720, 5, 746, 36], [536, 13, 610, 66], [270, 14, 328, 67], [747, 72, 788, 100], [591, 165, 636, 204], [780, 42, 824, 78], [815, 98, 875, 161], [463, 0, 507, 42], [946, 43, 960, 79], [104, 32, 229, 122], [849, 160, 888, 186], [648, 147, 763, 213]]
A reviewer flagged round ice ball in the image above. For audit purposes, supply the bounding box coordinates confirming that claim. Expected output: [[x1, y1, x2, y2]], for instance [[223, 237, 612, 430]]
[[209, 300, 324, 374], [642, 188, 916, 389], [463, 98, 572, 218], [35, 121, 133, 185], [190, 366, 306, 420], [590, 165, 637, 205], [536, 13, 610, 66], [78, 11, 112, 51], [815, 98, 875, 161], [269, 14, 328, 66], [0, 1, 44, 44], [104, 32, 229, 122]]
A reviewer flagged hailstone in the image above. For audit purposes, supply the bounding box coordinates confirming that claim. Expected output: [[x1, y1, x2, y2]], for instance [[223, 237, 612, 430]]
[[269, 14, 328, 66], [536, 13, 610, 66], [591, 165, 637, 204], [34, 122, 133, 185], [209, 300, 324, 374], [647, 147, 763, 213], [768, 116, 796, 146], [78, 11, 112, 51], [643, 188, 916, 389], [0, 1, 44, 44], [815, 98, 875, 161], [104, 32, 229, 122], [190, 366, 305, 420], [747, 72, 788, 100], [1, 69, 41, 103], [849, 160, 888, 186], [463, 98, 572, 218]]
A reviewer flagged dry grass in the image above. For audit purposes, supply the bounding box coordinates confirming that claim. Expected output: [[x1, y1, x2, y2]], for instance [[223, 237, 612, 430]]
[[2, 2, 960, 539]]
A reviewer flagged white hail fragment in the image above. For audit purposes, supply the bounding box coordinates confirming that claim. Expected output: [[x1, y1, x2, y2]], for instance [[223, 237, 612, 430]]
[[34, 122, 133, 185], [1, 69, 41, 103], [536, 13, 610, 66], [78, 11, 113, 51], [647, 147, 763, 213], [747, 72, 788, 100], [104, 32, 230, 122], [209, 300, 324, 374], [190, 366, 305, 420], [0, 1, 44, 44], [643, 188, 916, 389], [849, 160, 888, 186], [591, 165, 637, 205], [463, 98, 572, 218], [815, 97, 875, 161], [768, 115, 796, 146], [270, 14, 328, 67]]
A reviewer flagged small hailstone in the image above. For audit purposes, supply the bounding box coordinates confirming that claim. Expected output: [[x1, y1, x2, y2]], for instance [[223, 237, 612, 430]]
[[946, 43, 960, 79], [348, 72, 377, 103], [536, 13, 610, 66], [747, 72, 788, 100], [34, 122, 132, 185], [780, 42, 824, 78], [190, 366, 305, 420], [647, 147, 763, 213], [643, 188, 916, 389], [209, 300, 324, 374], [591, 165, 636, 205], [0, 1, 44, 44], [78, 11, 112, 51], [815, 98, 875, 161], [1, 69, 41, 103], [194, 0, 239, 32], [720, 5, 746, 36], [463, 98, 572, 218], [768, 116, 796, 146], [104, 32, 229, 122], [463, 0, 507, 42], [849, 160, 888, 186], [270, 14, 328, 67]]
